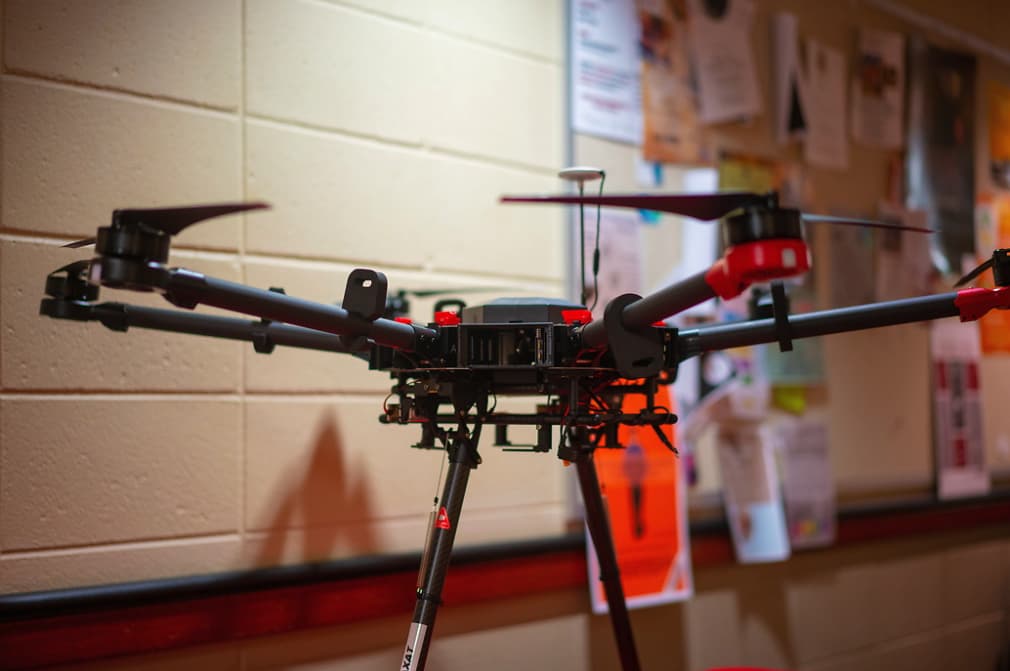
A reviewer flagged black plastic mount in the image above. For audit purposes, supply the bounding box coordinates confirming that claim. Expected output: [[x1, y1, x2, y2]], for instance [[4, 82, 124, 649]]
[[343, 269, 388, 321], [604, 293, 664, 378], [993, 249, 1010, 287], [770, 280, 793, 352]]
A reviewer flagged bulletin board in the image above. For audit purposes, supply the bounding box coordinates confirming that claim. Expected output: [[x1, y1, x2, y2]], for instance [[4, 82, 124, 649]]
[[567, 0, 1010, 507]]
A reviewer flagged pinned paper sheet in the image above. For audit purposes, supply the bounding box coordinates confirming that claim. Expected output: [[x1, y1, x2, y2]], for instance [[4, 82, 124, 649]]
[[583, 209, 643, 320], [686, 0, 762, 124], [931, 320, 989, 500], [851, 28, 905, 149], [716, 425, 790, 563], [637, 0, 705, 163], [803, 39, 849, 170], [778, 417, 836, 549], [772, 12, 807, 144], [570, 0, 642, 144]]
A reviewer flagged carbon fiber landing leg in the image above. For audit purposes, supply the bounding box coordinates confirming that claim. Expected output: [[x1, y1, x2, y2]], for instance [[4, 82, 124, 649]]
[[571, 445, 641, 671], [400, 431, 479, 671]]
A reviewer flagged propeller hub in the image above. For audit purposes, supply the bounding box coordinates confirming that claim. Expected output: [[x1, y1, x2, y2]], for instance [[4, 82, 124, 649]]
[[96, 224, 172, 264], [722, 206, 803, 246]]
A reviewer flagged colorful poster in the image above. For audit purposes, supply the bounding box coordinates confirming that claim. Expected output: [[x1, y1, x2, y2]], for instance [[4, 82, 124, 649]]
[[571, 0, 643, 144], [930, 320, 989, 500], [588, 385, 692, 613], [636, 0, 704, 163], [686, 0, 761, 124], [851, 28, 905, 149]]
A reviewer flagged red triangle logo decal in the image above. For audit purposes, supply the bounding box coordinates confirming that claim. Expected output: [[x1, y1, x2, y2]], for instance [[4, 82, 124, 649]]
[[436, 506, 451, 530]]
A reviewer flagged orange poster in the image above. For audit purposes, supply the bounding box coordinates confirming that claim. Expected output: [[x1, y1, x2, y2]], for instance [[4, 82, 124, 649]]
[[975, 194, 1010, 354], [587, 385, 692, 612]]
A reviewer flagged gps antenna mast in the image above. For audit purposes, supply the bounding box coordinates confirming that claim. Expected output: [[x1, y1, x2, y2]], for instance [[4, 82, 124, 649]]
[[558, 166, 605, 307]]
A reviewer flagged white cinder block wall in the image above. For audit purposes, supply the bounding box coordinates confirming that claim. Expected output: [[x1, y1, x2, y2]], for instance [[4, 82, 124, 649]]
[[0, 0, 568, 593]]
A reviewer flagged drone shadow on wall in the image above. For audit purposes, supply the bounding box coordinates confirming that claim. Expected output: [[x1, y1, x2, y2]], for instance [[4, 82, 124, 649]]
[[253, 412, 380, 566]]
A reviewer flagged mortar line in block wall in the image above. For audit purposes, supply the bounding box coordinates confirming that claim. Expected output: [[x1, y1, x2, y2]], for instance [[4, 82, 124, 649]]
[[0, 71, 240, 117], [0, 531, 242, 559], [235, 249, 565, 284], [243, 113, 559, 177], [239, 0, 249, 546], [0, 232, 246, 260], [0, 392, 246, 402], [315, 0, 561, 67], [238, 252, 562, 287]]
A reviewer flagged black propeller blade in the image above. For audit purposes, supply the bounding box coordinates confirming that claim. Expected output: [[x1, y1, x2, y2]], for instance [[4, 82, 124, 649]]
[[44, 260, 96, 301], [800, 213, 933, 233], [501, 192, 764, 222], [955, 259, 993, 287], [63, 202, 269, 248], [502, 192, 933, 233], [63, 238, 97, 249], [50, 260, 91, 276], [954, 250, 1010, 288]]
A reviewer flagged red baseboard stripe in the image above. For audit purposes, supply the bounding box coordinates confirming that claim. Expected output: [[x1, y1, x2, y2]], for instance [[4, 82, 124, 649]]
[[2, 499, 1008, 670]]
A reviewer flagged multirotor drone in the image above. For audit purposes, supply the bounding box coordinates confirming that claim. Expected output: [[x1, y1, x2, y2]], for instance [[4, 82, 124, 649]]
[[38, 172, 1010, 671]]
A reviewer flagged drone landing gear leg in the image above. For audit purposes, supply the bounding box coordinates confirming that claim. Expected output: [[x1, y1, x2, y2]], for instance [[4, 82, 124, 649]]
[[566, 439, 642, 671], [401, 430, 480, 671]]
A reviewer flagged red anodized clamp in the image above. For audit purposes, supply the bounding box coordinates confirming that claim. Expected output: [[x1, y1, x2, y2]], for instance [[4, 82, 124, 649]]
[[704, 239, 811, 300], [954, 286, 1010, 321], [434, 310, 461, 326], [562, 308, 593, 325]]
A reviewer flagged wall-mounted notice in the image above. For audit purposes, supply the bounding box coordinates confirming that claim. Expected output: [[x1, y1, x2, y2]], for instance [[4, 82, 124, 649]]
[[930, 319, 989, 500], [803, 39, 849, 170], [716, 424, 791, 563], [686, 0, 762, 124], [588, 385, 692, 613], [571, 0, 642, 144], [583, 208, 643, 320], [851, 28, 905, 149], [779, 417, 835, 549], [771, 12, 807, 144], [637, 0, 704, 163], [906, 40, 976, 276], [875, 204, 932, 302]]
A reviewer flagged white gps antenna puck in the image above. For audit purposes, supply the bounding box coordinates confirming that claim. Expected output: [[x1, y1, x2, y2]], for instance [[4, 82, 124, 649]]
[[558, 166, 606, 184]]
